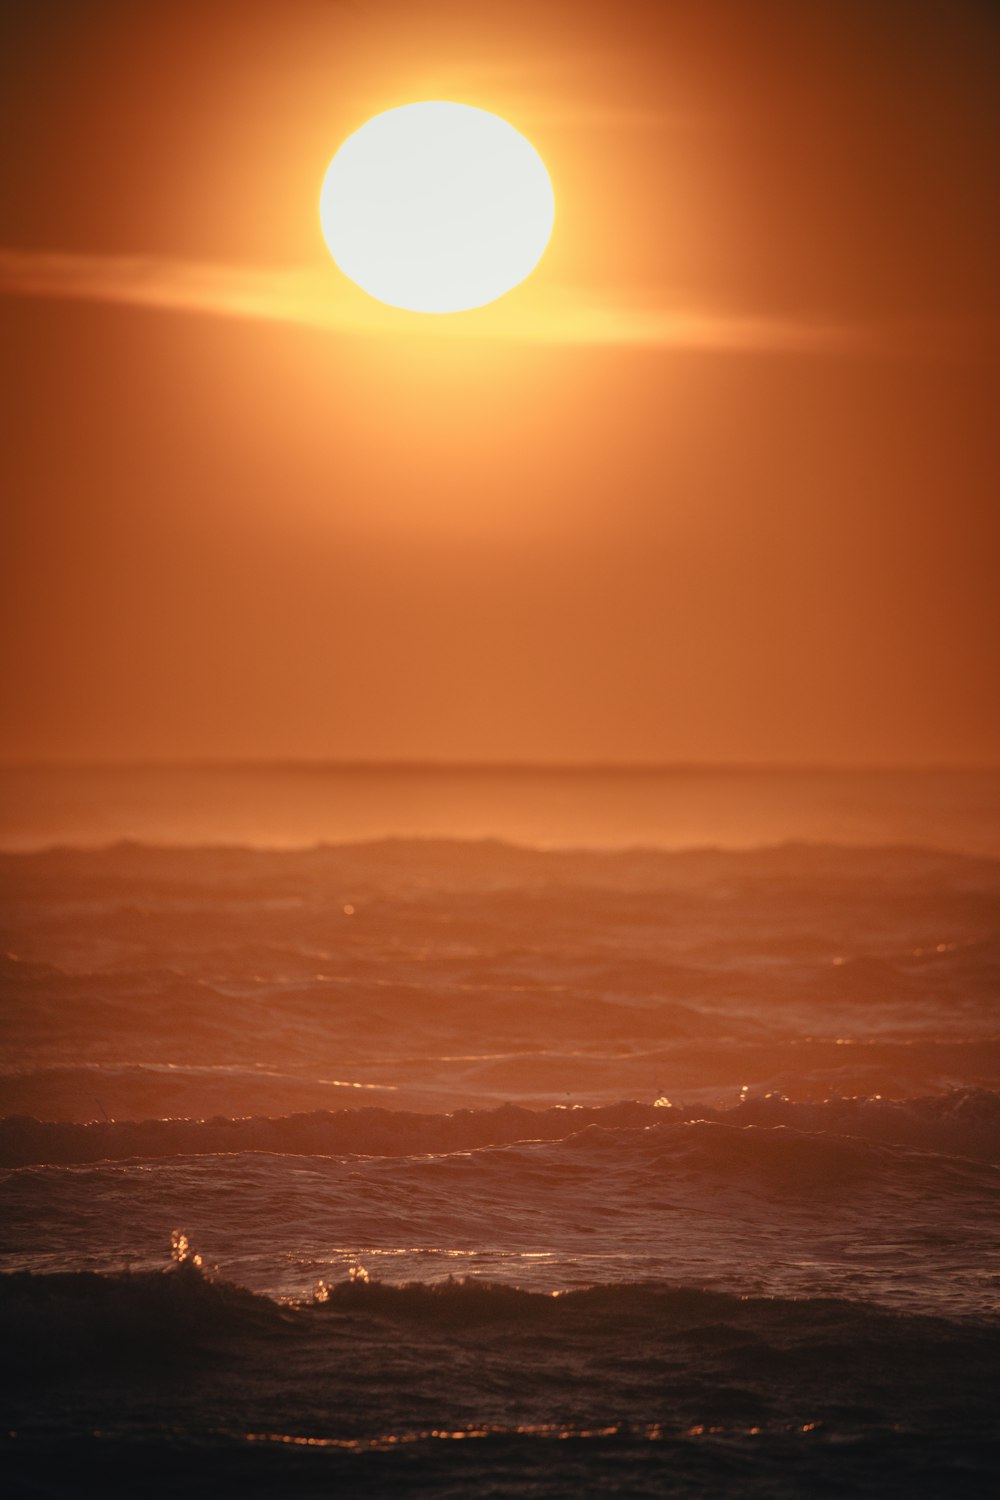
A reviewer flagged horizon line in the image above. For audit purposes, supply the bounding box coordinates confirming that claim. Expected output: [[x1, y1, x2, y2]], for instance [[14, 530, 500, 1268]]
[[1, 758, 998, 776]]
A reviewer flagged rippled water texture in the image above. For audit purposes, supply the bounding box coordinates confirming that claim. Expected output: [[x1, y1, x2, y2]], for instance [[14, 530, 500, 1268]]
[[2, 777, 999, 1495]]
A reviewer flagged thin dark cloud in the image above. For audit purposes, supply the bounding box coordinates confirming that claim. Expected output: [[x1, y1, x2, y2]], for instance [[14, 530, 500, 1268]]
[[0, 246, 860, 351]]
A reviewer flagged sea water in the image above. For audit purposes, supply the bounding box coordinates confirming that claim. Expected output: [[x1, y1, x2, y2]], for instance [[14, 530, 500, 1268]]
[[1, 768, 998, 1496]]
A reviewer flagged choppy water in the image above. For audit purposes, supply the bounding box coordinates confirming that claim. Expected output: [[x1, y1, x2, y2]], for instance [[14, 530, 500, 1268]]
[[2, 821, 999, 1496]]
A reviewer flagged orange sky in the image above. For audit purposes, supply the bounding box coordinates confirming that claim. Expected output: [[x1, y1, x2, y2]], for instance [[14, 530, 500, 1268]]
[[1, 0, 997, 766]]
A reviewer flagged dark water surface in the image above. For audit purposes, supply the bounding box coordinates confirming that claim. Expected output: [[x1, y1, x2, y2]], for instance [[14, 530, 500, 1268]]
[[1, 773, 999, 1495]]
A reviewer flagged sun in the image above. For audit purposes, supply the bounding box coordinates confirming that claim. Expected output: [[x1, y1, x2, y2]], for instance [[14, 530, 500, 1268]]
[[319, 101, 555, 315]]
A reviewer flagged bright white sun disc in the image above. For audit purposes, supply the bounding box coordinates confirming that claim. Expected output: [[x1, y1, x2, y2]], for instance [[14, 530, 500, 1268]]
[[320, 101, 555, 314]]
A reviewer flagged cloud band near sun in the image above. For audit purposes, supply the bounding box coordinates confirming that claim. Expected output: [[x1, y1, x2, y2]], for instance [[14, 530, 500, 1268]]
[[0, 245, 854, 351]]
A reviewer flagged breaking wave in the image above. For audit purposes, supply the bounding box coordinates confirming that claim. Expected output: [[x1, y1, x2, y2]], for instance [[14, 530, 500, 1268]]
[[3, 1088, 1000, 1168], [3, 1259, 997, 1385]]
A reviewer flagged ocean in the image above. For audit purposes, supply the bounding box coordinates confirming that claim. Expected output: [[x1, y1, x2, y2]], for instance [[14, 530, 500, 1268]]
[[1, 765, 998, 1496]]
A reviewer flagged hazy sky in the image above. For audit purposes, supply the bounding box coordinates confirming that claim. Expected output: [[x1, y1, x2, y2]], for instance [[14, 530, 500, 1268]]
[[2, 0, 997, 765]]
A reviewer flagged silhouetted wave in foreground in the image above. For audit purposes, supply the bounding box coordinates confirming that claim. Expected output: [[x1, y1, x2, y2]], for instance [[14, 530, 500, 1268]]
[[2, 1261, 998, 1498]]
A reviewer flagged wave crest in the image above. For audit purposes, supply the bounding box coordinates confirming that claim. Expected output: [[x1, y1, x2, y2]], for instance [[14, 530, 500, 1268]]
[[3, 1089, 999, 1169]]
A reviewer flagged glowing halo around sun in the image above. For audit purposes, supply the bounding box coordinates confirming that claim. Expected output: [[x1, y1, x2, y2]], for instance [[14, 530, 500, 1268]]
[[319, 101, 555, 314]]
